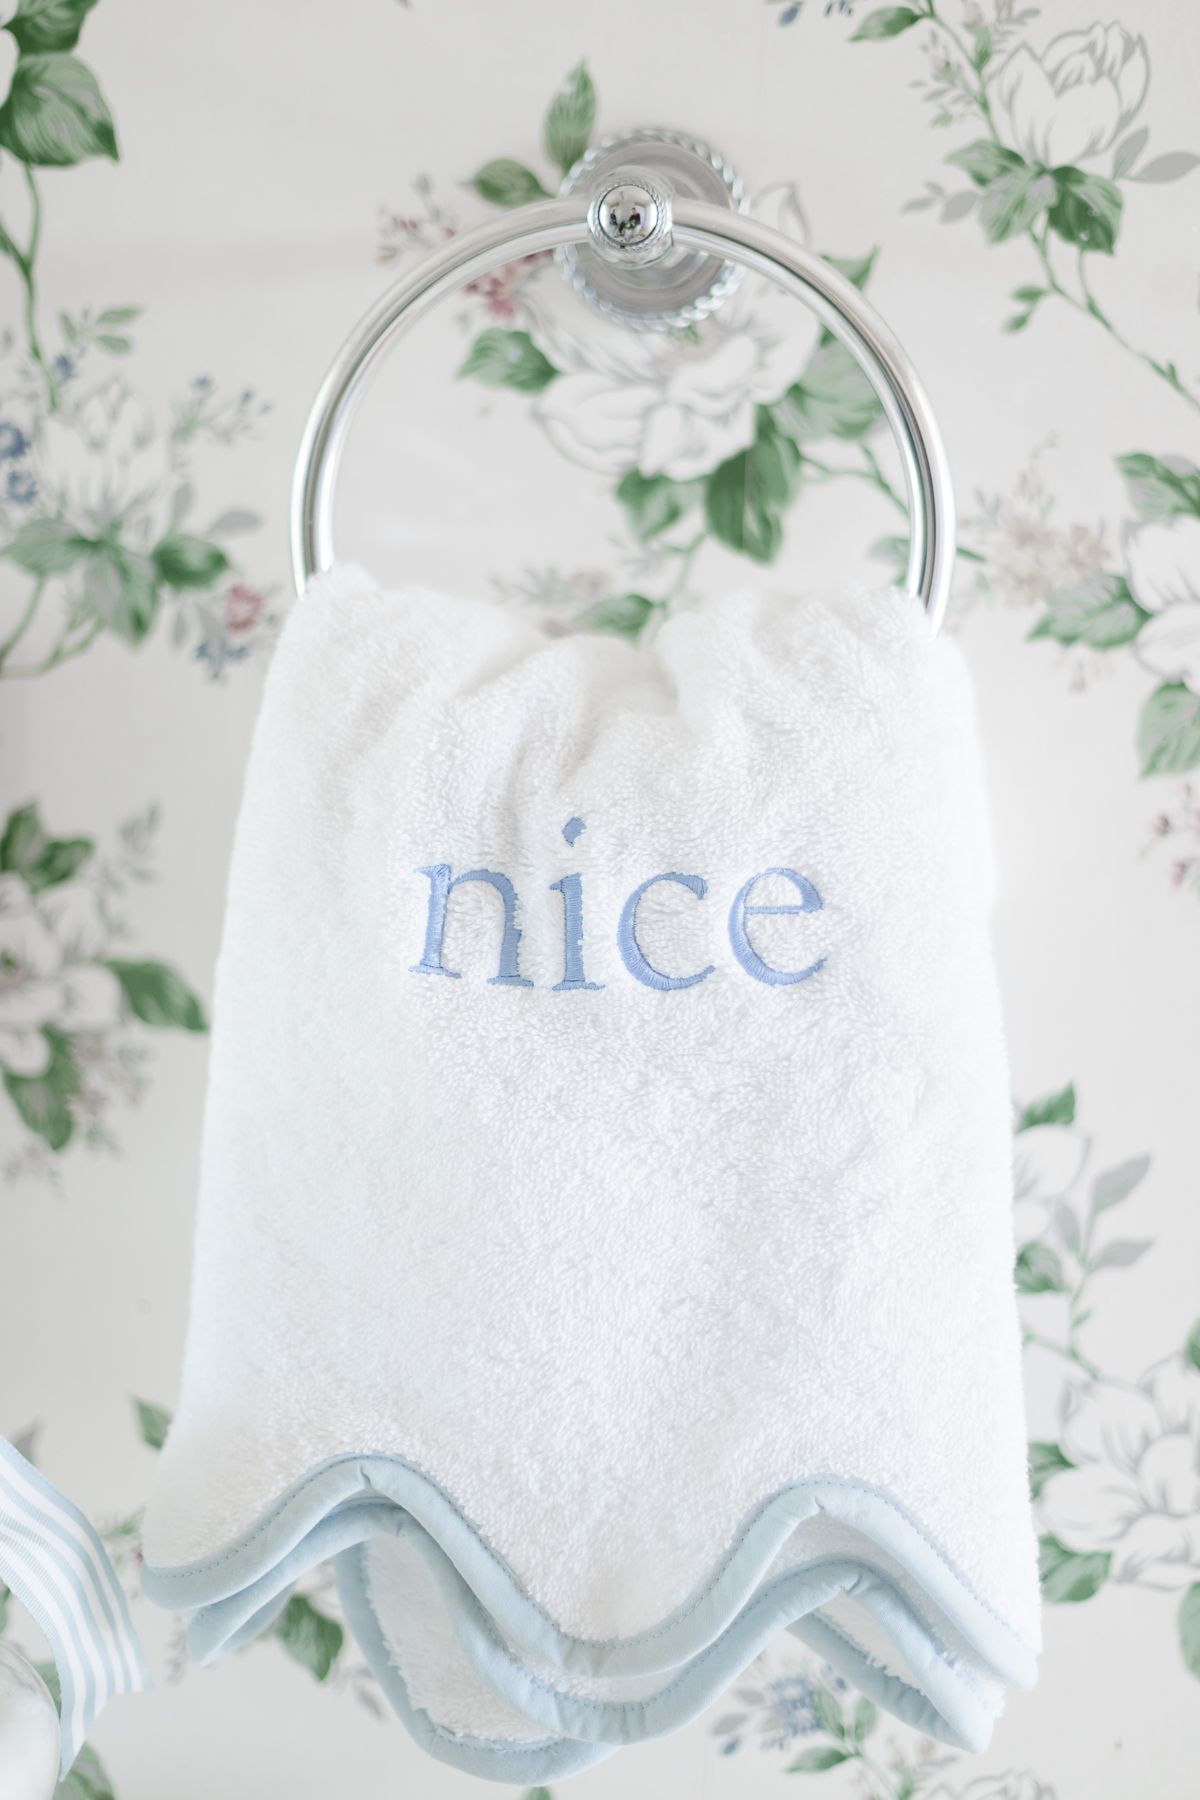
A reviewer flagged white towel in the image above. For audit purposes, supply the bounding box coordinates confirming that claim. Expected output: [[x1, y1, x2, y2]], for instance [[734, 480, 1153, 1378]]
[[141, 567, 1040, 1781]]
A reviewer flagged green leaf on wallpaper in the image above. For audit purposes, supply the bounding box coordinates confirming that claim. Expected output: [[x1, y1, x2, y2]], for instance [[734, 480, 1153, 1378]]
[[978, 166, 1056, 245], [543, 61, 595, 175], [1137, 682, 1200, 776], [771, 339, 882, 443], [1116, 452, 1200, 521], [3, 1028, 80, 1152], [54, 1742, 116, 1800], [1090, 1155, 1150, 1215], [825, 248, 878, 291], [1038, 1535, 1111, 1604], [870, 533, 909, 571], [132, 1397, 171, 1451], [28, 836, 92, 891], [1014, 1241, 1067, 1296], [1028, 574, 1149, 650], [851, 1696, 878, 1742], [1179, 1583, 1200, 1679], [1028, 1440, 1074, 1500], [0, 1584, 8, 1633], [5, 516, 89, 577], [1004, 284, 1050, 331], [523, 1790, 554, 1800], [810, 1684, 845, 1739], [0, 802, 93, 893], [274, 1595, 344, 1682], [577, 592, 656, 640], [151, 532, 230, 590], [1185, 1318, 1200, 1374], [945, 138, 1026, 188], [1016, 1083, 1076, 1130], [1111, 126, 1149, 179], [104, 959, 208, 1032], [850, 6, 921, 41], [1046, 167, 1123, 254], [0, 806, 45, 874], [787, 1745, 852, 1771], [705, 413, 799, 565], [1090, 1237, 1152, 1271], [1054, 1200, 1081, 1257], [969, 24, 994, 71], [470, 157, 551, 207], [207, 507, 262, 537], [0, 52, 117, 166], [6, 0, 98, 55], [615, 469, 698, 544], [458, 328, 558, 394], [82, 542, 159, 644], [1133, 151, 1200, 184], [0, 804, 41, 873]]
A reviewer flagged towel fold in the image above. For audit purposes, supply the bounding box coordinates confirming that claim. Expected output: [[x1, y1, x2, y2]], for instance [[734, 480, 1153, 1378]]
[[141, 567, 1040, 1779]]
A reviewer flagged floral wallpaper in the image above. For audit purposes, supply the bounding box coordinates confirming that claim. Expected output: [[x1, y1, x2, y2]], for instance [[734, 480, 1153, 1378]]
[[1, 0, 1197, 1795]]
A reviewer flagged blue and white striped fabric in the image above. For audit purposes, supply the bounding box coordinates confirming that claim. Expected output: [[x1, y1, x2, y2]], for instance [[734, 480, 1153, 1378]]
[[0, 1436, 150, 1772]]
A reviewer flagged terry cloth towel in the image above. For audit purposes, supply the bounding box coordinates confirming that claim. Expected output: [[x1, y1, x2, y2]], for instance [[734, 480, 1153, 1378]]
[[141, 567, 1041, 1781]]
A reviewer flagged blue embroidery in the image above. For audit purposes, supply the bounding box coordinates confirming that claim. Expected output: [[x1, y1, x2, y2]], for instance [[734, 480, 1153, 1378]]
[[411, 845, 826, 993], [617, 873, 715, 991], [728, 868, 825, 985], [410, 865, 534, 988], [550, 874, 605, 991]]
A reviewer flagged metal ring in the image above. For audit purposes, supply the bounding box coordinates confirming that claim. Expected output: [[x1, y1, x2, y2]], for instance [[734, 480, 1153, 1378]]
[[291, 193, 955, 630]]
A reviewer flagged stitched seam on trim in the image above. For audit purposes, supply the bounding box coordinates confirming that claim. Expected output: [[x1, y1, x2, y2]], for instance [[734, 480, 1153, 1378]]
[[356, 1549, 963, 1757], [146, 1455, 1032, 1652], [345, 1546, 576, 1764], [459, 1558, 958, 1723]]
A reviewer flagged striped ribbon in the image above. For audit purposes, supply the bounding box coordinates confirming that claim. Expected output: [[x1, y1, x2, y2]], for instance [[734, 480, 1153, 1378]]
[[0, 1436, 150, 1772]]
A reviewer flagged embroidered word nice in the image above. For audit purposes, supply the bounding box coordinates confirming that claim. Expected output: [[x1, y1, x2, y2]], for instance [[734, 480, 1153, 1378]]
[[410, 819, 825, 993]]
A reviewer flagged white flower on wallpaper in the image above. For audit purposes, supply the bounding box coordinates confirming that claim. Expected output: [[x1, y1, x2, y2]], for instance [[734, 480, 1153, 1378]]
[[1126, 514, 1200, 695], [34, 382, 167, 533], [1039, 1355, 1200, 1589], [0, 5, 17, 109], [928, 1774, 1055, 1800], [994, 24, 1150, 167], [0, 0, 275, 688], [522, 185, 820, 481], [0, 875, 120, 1077], [0, 349, 276, 678], [0, 802, 207, 1167]]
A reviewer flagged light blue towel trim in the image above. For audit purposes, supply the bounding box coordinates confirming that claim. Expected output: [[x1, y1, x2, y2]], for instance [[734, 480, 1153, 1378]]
[[142, 1454, 1037, 1781], [336, 1544, 612, 1783], [337, 1526, 1000, 1765]]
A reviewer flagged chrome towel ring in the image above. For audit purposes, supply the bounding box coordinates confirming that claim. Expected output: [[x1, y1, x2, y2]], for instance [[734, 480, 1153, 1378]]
[[291, 133, 955, 630]]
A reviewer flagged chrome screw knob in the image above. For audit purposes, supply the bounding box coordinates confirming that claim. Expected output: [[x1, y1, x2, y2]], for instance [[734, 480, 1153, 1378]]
[[597, 184, 658, 245], [586, 170, 673, 268]]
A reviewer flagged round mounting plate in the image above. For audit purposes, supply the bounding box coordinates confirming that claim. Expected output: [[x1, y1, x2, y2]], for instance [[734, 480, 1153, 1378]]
[[558, 129, 746, 331]]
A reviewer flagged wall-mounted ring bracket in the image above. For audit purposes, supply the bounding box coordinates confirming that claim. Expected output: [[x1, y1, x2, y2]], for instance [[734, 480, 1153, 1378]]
[[559, 130, 745, 331], [290, 132, 956, 629]]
